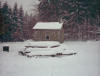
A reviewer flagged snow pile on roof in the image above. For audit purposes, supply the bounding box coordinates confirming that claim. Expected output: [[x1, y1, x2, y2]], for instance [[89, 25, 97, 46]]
[[33, 22, 63, 29], [27, 41, 60, 47]]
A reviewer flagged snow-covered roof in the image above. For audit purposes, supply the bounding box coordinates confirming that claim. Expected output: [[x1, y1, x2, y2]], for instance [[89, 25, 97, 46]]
[[33, 22, 63, 30]]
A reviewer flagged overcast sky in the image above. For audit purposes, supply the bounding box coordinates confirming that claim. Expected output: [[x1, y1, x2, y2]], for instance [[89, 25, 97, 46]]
[[1, 0, 39, 14]]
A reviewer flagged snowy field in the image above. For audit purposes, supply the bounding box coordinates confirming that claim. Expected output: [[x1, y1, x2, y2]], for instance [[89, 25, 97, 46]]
[[0, 41, 100, 76]]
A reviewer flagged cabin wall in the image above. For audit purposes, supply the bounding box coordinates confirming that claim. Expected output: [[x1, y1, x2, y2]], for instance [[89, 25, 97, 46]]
[[33, 29, 64, 43], [60, 27, 64, 43]]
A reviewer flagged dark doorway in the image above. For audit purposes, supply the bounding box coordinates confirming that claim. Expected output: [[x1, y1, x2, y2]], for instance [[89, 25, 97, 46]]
[[46, 35, 49, 40]]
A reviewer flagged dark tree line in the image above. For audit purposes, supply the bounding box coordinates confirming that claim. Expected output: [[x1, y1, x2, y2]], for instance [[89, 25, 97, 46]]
[[0, 0, 99, 42], [37, 0, 100, 40], [0, 1, 37, 42], [0, 2, 24, 42], [38, 0, 100, 25]]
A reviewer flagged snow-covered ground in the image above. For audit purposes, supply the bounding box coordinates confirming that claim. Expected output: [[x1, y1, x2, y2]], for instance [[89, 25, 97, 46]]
[[0, 41, 100, 76]]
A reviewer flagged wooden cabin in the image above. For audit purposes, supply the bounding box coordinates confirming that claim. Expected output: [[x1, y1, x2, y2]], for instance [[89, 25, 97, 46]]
[[96, 27, 100, 40], [33, 22, 64, 43]]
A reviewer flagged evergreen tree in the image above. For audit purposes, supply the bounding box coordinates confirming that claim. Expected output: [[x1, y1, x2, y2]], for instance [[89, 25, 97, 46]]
[[12, 2, 18, 41], [12, 2, 18, 32], [95, 0, 100, 27], [38, 0, 60, 21], [18, 6, 24, 40], [1, 2, 12, 41], [19, 6, 24, 25], [37, 0, 99, 25], [0, 1, 3, 41], [0, 1, 3, 34]]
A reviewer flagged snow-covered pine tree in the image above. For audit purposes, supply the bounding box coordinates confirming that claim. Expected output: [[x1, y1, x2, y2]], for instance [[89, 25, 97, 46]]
[[0, 1, 3, 35], [60, 0, 99, 40], [0, 1, 3, 41], [94, 0, 100, 27], [65, 0, 90, 40], [7, 7, 13, 41], [12, 2, 19, 41], [18, 6, 24, 41], [38, 0, 60, 21], [1, 2, 13, 42]]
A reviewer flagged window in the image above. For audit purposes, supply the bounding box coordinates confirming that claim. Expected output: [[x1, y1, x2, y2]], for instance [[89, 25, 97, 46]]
[[3, 46, 9, 52]]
